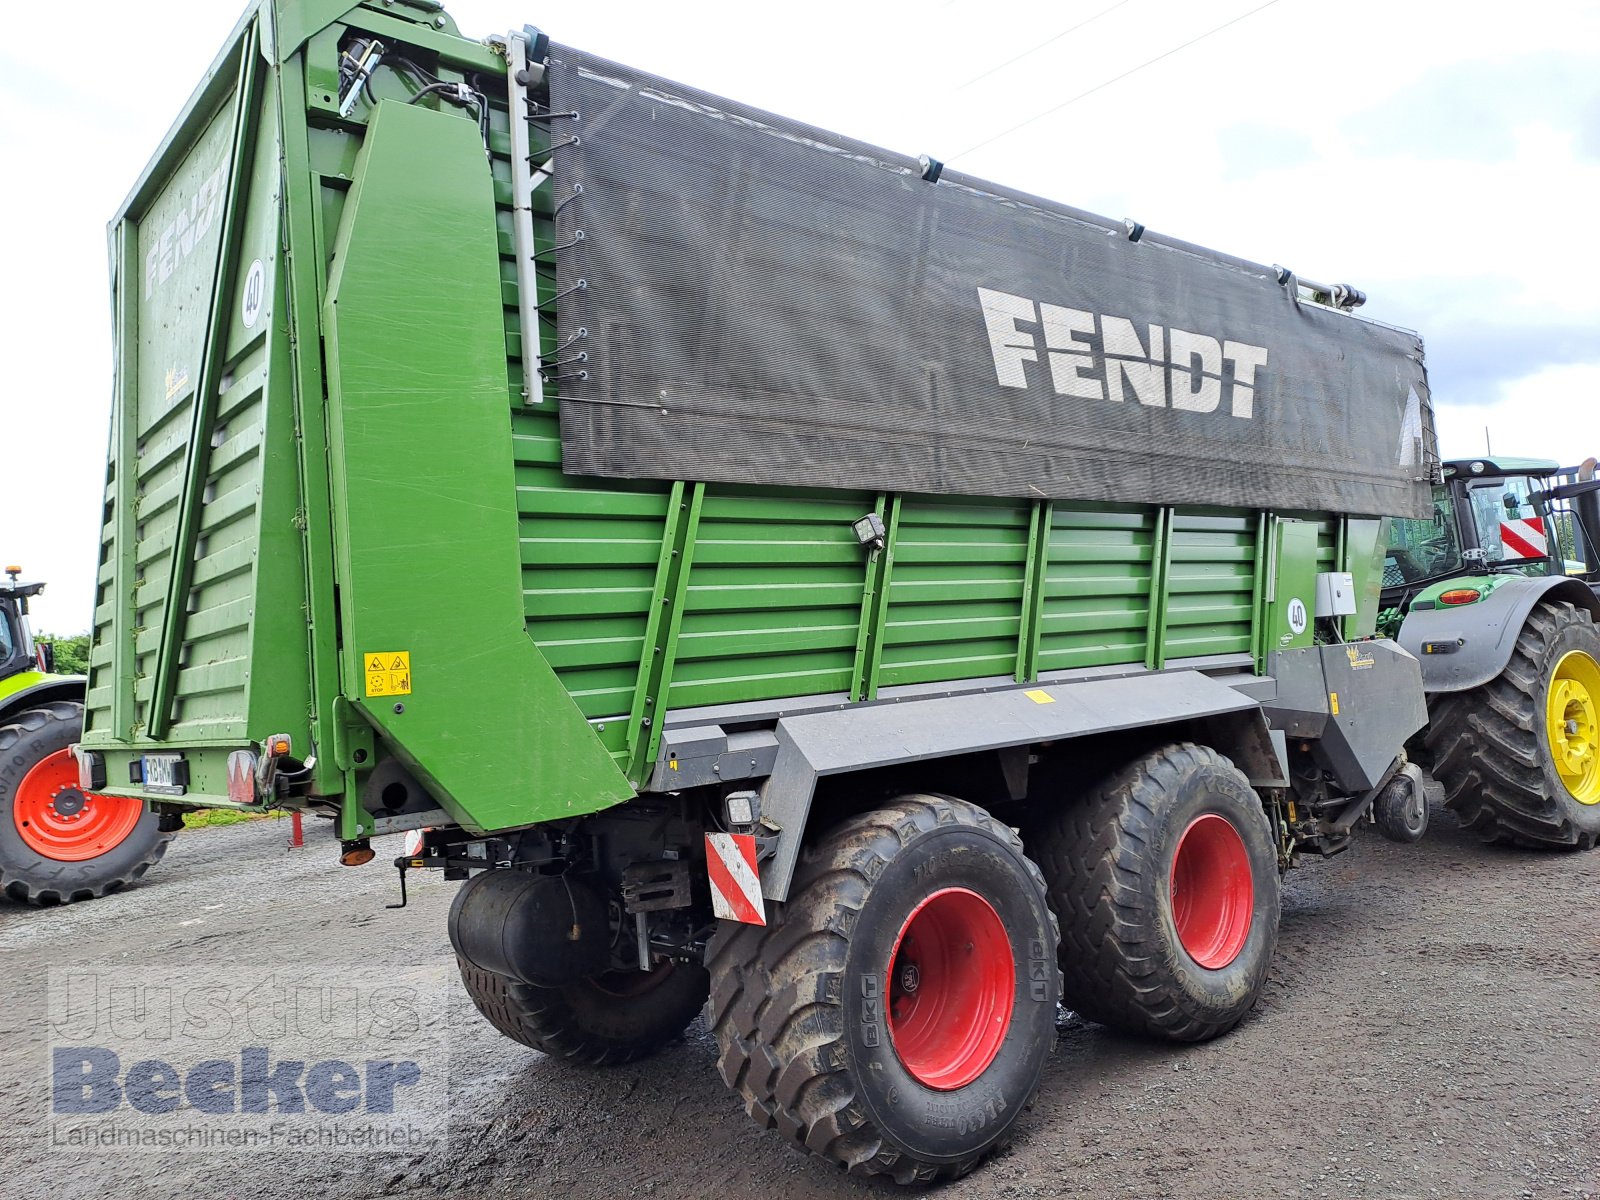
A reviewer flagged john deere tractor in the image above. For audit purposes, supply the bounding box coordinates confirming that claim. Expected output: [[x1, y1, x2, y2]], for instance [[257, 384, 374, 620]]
[[0, 567, 171, 903], [1382, 458, 1600, 849]]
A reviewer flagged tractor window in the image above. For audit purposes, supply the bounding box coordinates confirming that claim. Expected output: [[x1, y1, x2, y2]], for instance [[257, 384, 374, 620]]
[[1384, 488, 1463, 586], [1465, 476, 1549, 568], [0, 611, 11, 659]]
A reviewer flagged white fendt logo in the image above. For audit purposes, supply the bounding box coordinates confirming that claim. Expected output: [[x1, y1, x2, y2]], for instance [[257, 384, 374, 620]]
[[144, 166, 226, 300], [978, 287, 1269, 418]]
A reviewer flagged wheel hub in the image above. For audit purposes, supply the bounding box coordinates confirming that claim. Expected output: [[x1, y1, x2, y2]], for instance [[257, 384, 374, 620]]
[[886, 887, 1014, 1091], [1169, 814, 1255, 970], [52, 788, 88, 818], [12, 748, 145, 862], [1547, 651, 1600, 805]]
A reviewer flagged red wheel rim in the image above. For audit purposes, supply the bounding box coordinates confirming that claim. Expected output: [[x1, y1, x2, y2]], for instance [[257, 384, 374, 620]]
[[887, 886, 1015, 1090], [1169, 814, 1254, 969], [12, 748, 144, 862]]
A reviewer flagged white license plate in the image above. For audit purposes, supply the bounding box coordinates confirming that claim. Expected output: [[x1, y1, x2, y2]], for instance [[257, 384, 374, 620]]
[[142, 753, 186, 796]]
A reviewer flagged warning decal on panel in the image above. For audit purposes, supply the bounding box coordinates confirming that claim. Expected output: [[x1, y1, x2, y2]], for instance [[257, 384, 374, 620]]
[[365, 651, 411, 697]]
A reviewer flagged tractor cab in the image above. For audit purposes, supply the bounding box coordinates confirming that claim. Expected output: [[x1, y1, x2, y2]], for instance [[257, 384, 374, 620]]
[[1382, 458, 1600, 612], [0, 566, 50, 680]]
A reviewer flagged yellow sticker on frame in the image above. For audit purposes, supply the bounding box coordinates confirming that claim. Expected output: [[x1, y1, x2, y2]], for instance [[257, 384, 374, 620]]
[[1024, 689, 1055, 704], [365, 651, 412, 697]]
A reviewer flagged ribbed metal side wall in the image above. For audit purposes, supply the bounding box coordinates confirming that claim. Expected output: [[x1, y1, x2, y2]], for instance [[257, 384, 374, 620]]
[[1163, 509, 1258, 659], [512, 407, 670, 727], [880, 498, 1031, 687], [1038, 503, 1155, 672], [669, 487, 870, 709]]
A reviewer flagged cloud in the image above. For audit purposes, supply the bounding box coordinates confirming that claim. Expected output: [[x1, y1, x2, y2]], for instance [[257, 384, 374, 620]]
[[1344, 53, 1600, 161], [1434, 361, 1600, 463], [1421, 320, 1600, 409], [1216, 123, 1318, 182]]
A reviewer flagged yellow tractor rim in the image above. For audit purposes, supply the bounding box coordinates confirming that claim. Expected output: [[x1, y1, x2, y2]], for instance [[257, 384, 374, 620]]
[[1547, 650, 1600, 805]]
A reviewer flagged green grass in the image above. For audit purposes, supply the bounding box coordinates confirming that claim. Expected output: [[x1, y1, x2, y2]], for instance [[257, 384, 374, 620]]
[[182, 807, 277, 830]]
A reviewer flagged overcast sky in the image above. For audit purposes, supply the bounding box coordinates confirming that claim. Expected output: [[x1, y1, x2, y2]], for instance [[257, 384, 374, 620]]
[[2, 0, 1597, 632]]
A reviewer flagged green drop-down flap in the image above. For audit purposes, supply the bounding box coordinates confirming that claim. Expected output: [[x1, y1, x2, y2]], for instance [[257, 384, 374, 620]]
[[322, 99, 633, 833]]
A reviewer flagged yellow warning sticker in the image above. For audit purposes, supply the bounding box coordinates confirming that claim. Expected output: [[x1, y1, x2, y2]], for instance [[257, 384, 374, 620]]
[[365, 651, 411, 697], [1329, 691, 1340, 716], [1024, 689, 1055, 705]]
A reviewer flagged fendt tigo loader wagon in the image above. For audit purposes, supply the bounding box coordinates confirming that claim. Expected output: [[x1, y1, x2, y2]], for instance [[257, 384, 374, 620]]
[[76, 0, 1442, 1180]]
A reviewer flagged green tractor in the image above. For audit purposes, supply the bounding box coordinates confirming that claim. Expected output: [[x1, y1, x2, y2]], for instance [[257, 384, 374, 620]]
[[0, 567, 172, 903], [1382, 457, 1600, 849]]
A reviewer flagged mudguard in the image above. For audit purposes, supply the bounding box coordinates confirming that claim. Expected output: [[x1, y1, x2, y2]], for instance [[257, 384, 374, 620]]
[[0, 674, 86, 726], [1398, 576, 1600, 693]]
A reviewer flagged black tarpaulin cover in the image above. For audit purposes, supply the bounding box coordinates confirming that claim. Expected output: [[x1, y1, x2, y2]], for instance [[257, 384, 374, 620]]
[[544, 47, 1435, 519]]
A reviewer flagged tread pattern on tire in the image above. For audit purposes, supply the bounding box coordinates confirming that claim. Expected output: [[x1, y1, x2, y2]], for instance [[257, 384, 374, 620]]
[[1029, 742, 1275, 1043], [1425, 601, 1600, 850], [456, 955, 708, 1066], [0, 702, 173, 905], [706, 794, 1057, 1185]]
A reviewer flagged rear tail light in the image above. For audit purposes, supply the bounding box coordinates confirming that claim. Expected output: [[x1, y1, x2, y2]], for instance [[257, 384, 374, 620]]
[[1438, 588, 1483, 606]]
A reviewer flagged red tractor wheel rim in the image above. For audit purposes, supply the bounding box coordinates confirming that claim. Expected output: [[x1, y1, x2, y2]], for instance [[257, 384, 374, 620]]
[[1169, 814, 1254, 969], [12, 749, 143, 862], [887, 886, 1015, 1091]]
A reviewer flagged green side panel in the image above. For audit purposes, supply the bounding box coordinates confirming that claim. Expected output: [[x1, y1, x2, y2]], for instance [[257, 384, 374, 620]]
[[321, 99, 631, 831], [84, 21, 312, 778], [1344, 517, 1386, 638], [879, 497, 1031, 687], [666, 486, 872, 710], [1268, 520, 1321, 651], [515, 406, 672, 739], [1037, 502, 1156, 672], [1163, 509, 1259, 659]]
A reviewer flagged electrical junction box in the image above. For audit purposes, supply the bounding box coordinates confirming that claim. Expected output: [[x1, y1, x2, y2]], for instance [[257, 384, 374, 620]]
[[1316, 571, 1357, 618]]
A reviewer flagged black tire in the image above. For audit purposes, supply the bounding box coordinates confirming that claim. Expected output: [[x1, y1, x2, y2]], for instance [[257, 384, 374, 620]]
[[1426, 601, 1600, 850], [1373, 775, 1429, 843], [1029, 742, 1280, 1043], [0, 702, 173, 905], [457, 955, 709, 1066], [707, 794, 1060, 1184]]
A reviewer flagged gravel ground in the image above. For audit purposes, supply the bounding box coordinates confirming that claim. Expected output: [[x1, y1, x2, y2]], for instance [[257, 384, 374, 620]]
[[1, 801, 1595, 1200]]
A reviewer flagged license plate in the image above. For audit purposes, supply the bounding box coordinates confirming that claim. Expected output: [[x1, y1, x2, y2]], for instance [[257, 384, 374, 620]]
[[141, 753, 187, 796]]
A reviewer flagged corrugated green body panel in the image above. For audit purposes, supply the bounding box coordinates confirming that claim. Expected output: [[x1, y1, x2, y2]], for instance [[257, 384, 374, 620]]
[[879, 499, 1032, 688], [321, 98, 630, 831], [670, 487, 871, 710], [84, 19, 313, 799], [1162, 510, 1259, 660], [1037, 503, 1157, 672]]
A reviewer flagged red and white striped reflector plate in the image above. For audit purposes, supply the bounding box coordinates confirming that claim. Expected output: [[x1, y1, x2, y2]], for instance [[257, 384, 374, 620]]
[[705, 832, 766, 926], [1500, 516, 1548, 559]]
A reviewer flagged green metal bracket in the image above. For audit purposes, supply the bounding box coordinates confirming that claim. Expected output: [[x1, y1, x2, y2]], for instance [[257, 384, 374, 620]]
[[108, 222, 142, 740], [1145, 507, 1174, 669], [857, 494, 902, 701], [148, 25, 264, 738], [849, 493, 890, 702], [1016, 500, 1051, 682], [626, 481, 705, 784]]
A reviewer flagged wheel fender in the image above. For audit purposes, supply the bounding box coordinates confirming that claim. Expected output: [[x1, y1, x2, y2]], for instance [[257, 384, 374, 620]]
[[1399, 577, 1600, 693], [0, 676, 86, 727]]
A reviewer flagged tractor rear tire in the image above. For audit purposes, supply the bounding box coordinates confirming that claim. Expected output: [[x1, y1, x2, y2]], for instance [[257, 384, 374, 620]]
[[0, 701, 173, 905], [456, 955, 709, 1066], [1028, 742, 1280, 1043], [1426, 601, 1600, 849], [707, 794, 1060, 1184]]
